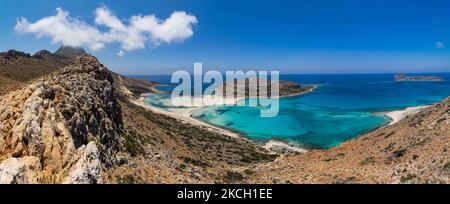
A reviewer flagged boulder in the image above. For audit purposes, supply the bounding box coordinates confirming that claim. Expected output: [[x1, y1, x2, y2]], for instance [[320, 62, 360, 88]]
[[0, 156, 41, 184]]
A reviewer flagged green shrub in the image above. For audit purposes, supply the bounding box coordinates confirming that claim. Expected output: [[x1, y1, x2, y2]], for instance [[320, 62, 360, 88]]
[[222, 171, 244, 183], [400, 174, 416, 183], [360, 156, 376, 165], [116, 175, 143, 184]]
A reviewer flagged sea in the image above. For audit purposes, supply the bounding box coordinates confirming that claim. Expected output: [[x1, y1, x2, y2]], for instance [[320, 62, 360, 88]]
[[128, 73, 450, 149]]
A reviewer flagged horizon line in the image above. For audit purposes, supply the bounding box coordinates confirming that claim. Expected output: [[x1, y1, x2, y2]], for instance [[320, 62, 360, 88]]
[[122, 71, 450, 76]]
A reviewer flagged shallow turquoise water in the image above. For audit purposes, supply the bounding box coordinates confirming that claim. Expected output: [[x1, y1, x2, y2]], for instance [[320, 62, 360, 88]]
[[138, 73, 450, 149], [191, 103, 389, 149]]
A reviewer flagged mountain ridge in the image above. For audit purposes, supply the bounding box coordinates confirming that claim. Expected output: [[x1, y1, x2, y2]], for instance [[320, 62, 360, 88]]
[[55, 46, 87, 59], [0, 46, 86, 95]]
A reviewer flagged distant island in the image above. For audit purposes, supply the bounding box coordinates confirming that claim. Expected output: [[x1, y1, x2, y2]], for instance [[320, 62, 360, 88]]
[[394, 74, 444, 81]]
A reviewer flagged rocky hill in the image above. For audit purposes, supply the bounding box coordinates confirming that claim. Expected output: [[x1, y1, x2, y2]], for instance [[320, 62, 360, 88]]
[[0, 53, 275, 184], [55, 46, 87, 60], [244, 97, 450, 184], [0, 46, 85, 95], [0, 55, 122, 183]]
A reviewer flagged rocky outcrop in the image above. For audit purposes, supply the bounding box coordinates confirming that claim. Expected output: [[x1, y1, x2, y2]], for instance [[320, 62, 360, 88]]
[[32, 50, 52, 59], [0, 156, 41, 184], [55, 46, 87, 60], [0, 55, 123, 183], [3, 50, 31, 60], [63, 142, 101, 184]]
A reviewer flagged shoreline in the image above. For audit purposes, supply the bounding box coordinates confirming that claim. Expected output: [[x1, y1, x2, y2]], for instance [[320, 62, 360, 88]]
[[131, 94, 241, 139], [277, 84, 318, 98], [132, 93, 309, 154], [133, 85, 430, 154], [378, 105, 429, 125]]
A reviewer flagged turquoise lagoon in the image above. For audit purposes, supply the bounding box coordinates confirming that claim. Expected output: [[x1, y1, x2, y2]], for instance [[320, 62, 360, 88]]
[[137, 73, 450, 149]]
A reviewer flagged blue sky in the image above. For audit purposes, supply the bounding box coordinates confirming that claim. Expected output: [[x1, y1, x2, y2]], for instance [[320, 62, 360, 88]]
[[1, 0, 449, 74]]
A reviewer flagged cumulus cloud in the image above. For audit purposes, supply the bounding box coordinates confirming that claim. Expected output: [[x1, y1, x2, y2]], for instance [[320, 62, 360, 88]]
[[14, 6, 198, 53], [15, 8, 105, 51], [436, 41, 445, 49]]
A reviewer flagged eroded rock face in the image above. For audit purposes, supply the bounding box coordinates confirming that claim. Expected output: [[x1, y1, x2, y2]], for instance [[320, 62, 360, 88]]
[[63, 142, 101, 184], [0, 54, 123, 183], [0, 156, 41, 184]]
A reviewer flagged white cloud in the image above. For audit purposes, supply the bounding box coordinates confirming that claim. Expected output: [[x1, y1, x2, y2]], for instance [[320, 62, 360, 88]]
[[15, 6, 197, 53], [436, 41, 445, 49], [15, 8, 105, 51]]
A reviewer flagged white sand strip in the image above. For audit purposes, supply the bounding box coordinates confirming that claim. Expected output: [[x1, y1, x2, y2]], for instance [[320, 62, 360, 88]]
[[130, 95, 241, 138], [382, 106, 429, 125], [262, 140, 307, 154]]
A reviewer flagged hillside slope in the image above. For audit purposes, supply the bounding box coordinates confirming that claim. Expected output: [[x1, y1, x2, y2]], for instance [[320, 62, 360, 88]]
[[0, 54, 276, 184], [0, 55, 122, 183], [0, 46, 84, 95], [245, 98, 450, 184], [0, 49, 72, 82]]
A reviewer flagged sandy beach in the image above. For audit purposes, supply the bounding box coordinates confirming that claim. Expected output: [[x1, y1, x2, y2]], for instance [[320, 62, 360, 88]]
[[381, 106, 429, 125], [131, 93, 311, 153], [262, 140, 308, 154], [131, 94, 241, 138]]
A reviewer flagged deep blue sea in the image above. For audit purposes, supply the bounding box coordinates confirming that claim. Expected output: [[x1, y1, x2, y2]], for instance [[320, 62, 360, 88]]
[[129, 73, 450, 149]]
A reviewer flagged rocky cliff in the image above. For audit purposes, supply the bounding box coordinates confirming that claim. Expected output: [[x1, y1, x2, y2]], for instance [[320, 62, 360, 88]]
[[0, 52, 275, 184], [0, 55, 122, 183]]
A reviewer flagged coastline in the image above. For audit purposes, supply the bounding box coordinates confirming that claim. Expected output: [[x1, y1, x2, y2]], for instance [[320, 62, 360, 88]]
[[131, 94, 241, 139], [379, 105, 429, 125], [262, 140, 308, 154], [131, 93, 309, 154], [132, 84, 429, 155], [277, 84, 318, 98]]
